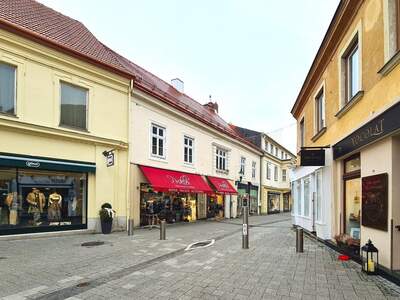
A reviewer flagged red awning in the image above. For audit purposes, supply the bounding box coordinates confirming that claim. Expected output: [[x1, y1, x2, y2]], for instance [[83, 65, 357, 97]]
[[139, 165, 213, 194], [207, 176, 237, 195]]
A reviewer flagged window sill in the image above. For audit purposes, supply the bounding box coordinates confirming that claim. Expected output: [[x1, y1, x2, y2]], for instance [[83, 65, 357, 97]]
[[378, 50, 400, 76], [183, 162, 195, 169], [335, 90, 364, 119], [311, 127, 327, 142], [149, 156, 167, 163], [59, 124, 89, 133], [0, 112, 18, 119]]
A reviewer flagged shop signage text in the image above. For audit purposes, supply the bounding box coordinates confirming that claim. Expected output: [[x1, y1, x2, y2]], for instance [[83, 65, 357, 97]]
[[333, 101, 400, 159], [300, 149, 325, 166], [167, 175, 191, 186], [106, 152, 114, 167], [26, 161, 41, 168]]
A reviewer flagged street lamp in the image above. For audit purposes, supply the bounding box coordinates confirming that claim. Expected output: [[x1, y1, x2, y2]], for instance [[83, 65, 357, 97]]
[[361, 239, 379, 275]]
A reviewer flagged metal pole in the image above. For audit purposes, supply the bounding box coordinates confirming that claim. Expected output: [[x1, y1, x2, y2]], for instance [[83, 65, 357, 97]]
[[160, 220, 166, 240], [127, 218, 134, 236], [296, 227, 303, 253], [242, 206, 249, 249]]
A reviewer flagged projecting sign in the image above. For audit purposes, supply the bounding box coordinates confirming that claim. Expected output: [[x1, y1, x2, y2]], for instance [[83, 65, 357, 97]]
[[106, 152, 114, 167], [300, 149, 325, 166]]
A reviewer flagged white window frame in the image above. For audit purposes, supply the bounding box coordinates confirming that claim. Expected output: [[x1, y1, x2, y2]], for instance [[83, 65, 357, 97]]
[[251, 161, 256, 179], [274, 165, 278, 181], [0, 62, 17, 116], [216, 147, 228, 171], [314, 82, 326, 134], [383, 0, 400, 62], [266, 162, 271, 180], [150, 123, 166, 159], [183, 135, 194, 165], [303, 176, 311, 218], [282, 169, 287, 182], [338, 21, 363, 110], [315, 170, 323, 222], [296, 180, 302, 216], [239, 156, 246, 175]]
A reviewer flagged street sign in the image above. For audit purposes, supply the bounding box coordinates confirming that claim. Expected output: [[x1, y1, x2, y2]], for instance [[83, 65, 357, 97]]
[[242, 224, 248, 236], [300, 149, 325, 166], [106, 152, 114, 167]]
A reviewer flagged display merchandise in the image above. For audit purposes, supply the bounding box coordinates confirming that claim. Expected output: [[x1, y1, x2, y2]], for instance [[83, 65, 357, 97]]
[[0, 167, 87, 233]]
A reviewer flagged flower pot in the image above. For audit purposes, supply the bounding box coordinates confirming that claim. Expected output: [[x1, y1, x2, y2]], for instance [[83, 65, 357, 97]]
[[101, 219, 112, 234]]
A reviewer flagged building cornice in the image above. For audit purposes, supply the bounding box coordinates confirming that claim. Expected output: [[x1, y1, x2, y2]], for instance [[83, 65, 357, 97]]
[[291, 0, 364, 118]]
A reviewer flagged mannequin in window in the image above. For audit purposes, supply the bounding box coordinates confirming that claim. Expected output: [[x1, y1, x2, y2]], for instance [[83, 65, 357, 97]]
[[48, 190, 62, 223], [26, 188, 45, 226], [5, 192, 18, 225]]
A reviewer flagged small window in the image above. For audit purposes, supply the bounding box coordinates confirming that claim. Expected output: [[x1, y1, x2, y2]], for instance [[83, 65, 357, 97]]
[[285, 153, 288, 159], [252, 161, 256, 178], [303, 177, 310, 217], [151, 123, 166, 158], [216, 148, 227, 171], [343, 37, 360, 103], [239, 157, 246, 175], [183, 136, 194, 164], [0, 62, 16, 115], [275, 147, 278, 157], [281, 150, 284, 159], [299, 118, 305, 148], [315, 88, 325, 132], [266, 163, 271, 180], [270, 144, 274, 154], [282, 169, 287, 182], [274, 165, 278, 181], [60, 82, 88, 130], [265, 141, 269, 152]]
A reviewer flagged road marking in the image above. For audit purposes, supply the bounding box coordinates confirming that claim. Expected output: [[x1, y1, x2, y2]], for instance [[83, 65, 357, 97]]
[[58, 276, 84, 284]]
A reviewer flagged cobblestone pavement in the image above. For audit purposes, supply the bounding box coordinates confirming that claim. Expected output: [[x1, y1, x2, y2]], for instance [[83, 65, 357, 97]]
[[1, 213, 400, 299]]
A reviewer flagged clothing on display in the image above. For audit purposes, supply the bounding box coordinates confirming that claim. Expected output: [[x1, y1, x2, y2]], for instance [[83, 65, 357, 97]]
[[48, 191, 62, 222]]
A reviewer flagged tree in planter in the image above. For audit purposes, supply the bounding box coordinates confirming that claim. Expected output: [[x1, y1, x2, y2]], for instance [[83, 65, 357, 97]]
[[99, 203, 115, 234]]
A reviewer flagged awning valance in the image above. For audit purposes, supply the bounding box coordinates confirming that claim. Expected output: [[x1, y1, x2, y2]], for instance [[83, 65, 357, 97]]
[[207, 176, 237, 195], [139, 165, 213, 194], [0, 153, 96, 173]]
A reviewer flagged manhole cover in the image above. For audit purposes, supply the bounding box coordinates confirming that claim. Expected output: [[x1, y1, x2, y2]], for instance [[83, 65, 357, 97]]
[[76, 282, 90, 288], [81, 241, 105, 247], [185, 239, 215, 251]]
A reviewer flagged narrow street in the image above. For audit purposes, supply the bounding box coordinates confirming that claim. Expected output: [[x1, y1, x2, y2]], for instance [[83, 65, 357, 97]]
[[1, 214, 399, 300]]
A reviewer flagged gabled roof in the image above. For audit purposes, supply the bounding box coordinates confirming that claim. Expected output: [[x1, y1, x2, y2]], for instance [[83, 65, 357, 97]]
[[231, 125, 295, 158], [0, 0, 261, 153]]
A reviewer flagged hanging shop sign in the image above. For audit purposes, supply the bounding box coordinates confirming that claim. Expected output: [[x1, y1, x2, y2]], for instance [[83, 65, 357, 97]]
[[333, 101, 400, 160], [362, 173, 388, 231], [106, 152, 115, 167], [300, 149, 325, 166]]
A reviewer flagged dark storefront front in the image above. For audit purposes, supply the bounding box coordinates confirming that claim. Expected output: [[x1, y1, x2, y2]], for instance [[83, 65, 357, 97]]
[[0, 153, 94, 235], [237, 182, 259, 216]]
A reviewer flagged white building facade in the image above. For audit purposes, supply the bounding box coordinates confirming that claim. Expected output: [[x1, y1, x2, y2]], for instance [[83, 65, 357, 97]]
[[129, 82, 261, 227]]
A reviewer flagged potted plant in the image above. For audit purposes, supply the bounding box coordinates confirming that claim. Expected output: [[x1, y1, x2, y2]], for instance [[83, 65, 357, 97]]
[[99, 203, 115, 234]]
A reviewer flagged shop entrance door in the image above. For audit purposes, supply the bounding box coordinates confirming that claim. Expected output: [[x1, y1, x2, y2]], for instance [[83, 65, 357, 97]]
[[283, 193, 290, 212]]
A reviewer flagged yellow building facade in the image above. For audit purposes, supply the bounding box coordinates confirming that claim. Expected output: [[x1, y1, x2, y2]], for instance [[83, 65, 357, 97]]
[[0, 27, 131, 235], [291, 0, 400, 271]]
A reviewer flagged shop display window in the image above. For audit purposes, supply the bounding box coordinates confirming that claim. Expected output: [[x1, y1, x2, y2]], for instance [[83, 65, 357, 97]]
[[0, 167, 87, 233], [268, 192, 280, 214]]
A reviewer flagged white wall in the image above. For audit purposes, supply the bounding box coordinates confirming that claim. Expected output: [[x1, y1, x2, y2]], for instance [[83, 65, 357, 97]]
[[131, 92, 260, 185]]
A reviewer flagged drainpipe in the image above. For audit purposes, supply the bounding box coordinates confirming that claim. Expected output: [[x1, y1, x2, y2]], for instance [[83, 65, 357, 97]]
[[127, 78, 134, 235]]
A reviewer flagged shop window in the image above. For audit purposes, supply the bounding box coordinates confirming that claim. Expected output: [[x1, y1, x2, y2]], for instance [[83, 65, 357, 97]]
[[0, 167, 87, 233], [274, 165, 278, 181], [343, 154, 361, 243], [315, 88, 325, 132], [239, 157, 246, 175], [151, 123, 166, 159], [268, 192, 280, 214], [296, 180, 302, 215], [316, 170, 322, 222], [303, 177, 310, 217], [282, 169, 287, 182], [0, 62, 16, 115], [216, 147, 227, 171], [183, 136, 194, 164], [60, 82, 88, 130], [251, 161, 256, 179], [343, 36, 360, 103], [266, 162, 271, 180]]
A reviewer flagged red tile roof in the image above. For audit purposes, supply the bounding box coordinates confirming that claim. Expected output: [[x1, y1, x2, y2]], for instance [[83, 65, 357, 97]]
[[0, 0, 261, 153]]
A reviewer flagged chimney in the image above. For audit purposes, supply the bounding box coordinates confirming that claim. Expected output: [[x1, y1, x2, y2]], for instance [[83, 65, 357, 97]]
[[171, 78, 184, 93], [203, 95, 218, 113]]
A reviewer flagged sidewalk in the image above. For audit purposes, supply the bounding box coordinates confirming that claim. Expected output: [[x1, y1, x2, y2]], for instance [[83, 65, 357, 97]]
[[1, 213, 399, 299]]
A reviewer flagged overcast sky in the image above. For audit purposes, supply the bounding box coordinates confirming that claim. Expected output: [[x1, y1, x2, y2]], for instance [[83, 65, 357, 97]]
[[38, 0, 339, 153]]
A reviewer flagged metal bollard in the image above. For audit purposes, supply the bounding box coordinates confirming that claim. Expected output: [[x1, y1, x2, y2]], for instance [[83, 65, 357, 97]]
[[127, 218, 134, 236], [296, 227, 304, 253], [160, 220, 166, 240], [242, 206, 249, 249]]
